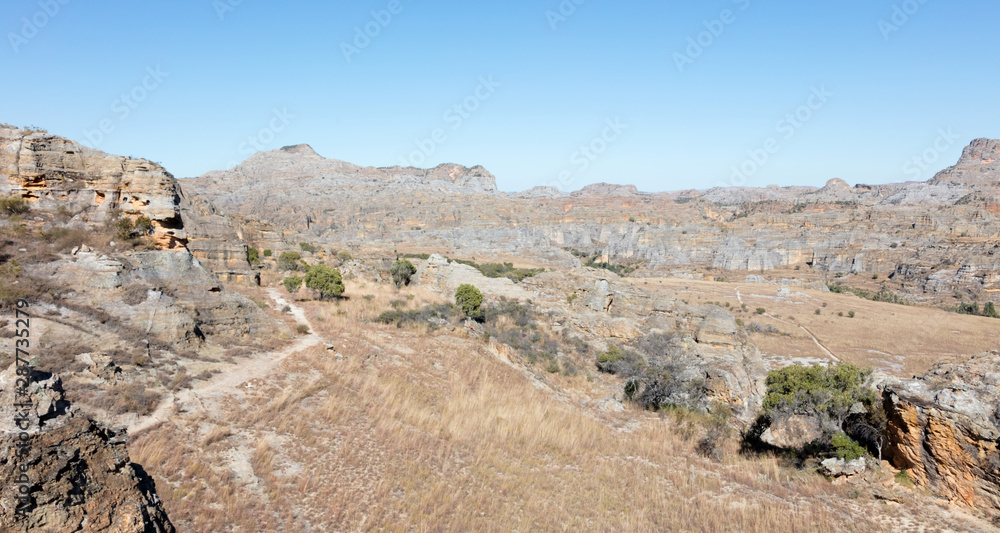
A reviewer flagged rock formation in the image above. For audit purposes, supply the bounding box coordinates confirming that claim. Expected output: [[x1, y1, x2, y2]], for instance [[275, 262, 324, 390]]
[[883, 351, 1000, 515], [931, 138, 1000, 186], [184, 138, 1000, 305], [0, 124, 186, 250], [0, 365, 175, 532]]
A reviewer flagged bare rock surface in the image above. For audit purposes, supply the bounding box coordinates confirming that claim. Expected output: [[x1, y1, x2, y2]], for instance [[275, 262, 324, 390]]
[[0, 366, 174, 532], [883, 351, 1000, 514]]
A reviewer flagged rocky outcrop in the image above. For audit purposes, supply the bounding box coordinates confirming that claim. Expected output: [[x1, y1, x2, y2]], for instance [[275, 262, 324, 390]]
[[760, 414, 824, 449], [883, 351, 1000, 514], [931, 138, 1000, 186], [0, 124, 187, 250], [0, 366, 174, 532], [178, 187, 259, 284]]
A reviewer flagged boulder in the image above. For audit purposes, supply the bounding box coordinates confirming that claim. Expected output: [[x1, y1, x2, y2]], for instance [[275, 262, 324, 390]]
[[820, 457, 867, 477], [760, 414, 824, 449]]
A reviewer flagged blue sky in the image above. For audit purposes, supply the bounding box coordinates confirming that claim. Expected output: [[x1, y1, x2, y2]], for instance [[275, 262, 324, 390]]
[[3, 0, 998, 192]]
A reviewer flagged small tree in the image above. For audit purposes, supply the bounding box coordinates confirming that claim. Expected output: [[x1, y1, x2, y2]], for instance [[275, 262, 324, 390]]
[[278, 251, 302, 271], [283, 275, 302, 294], [984, 302, 998, 319], [305, 265, 345, 300], [391, 259, 416, 288], [263, 249, 273, 257], [247, 247, 260, 266], [455, 284, 483, 319]]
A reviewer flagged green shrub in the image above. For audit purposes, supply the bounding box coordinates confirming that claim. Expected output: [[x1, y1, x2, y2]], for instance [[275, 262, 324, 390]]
[[894, 470, 915, 487], [305, 265, 345, 299], [848, 311, 855, 318], [299, 242, 318, 253], [263, 249, 272, 257], [295, 323, 310, 334], [455, 284, 483, 319], [247, 247, 260, 265], [391, 259, 417, 288], [337, 251, 354, 262], [763, 363, 876, 423], [278, 251, 302, 271], [283, 275, 302, 294], [831, 432, 866, 461], [985, 302, 999, 318], [755, 307, 766, 315], [0, 196, 29, 215]]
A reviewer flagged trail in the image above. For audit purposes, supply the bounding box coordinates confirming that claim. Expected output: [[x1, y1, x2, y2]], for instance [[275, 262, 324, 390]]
[[128, 288, 322, 435], [765, 314, 841, 363]]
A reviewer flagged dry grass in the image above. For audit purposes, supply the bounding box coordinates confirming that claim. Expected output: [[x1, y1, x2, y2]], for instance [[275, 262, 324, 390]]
[[127, 280, 992, 532], [633, 277, 999, 375]]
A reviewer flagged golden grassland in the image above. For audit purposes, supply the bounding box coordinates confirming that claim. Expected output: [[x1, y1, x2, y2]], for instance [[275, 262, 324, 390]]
[[632, 277, 1000, 375], [129, 280, 992, 532]]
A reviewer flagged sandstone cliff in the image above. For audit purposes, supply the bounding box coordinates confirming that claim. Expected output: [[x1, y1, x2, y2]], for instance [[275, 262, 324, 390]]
[[883, 351, 1000, 515]]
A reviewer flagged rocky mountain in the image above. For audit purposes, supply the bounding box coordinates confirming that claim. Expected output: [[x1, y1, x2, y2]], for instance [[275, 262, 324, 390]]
[[184, 138, 1000, 305], [931, 138, 1000, 186]]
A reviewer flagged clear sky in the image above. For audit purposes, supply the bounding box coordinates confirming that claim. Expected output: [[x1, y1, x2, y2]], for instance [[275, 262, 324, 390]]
[[3, 0, 998, 192]]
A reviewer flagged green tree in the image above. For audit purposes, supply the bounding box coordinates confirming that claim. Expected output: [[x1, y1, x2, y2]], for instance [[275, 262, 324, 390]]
[[262, 249, 273, 257], [454, 284, 483, 319], [305, 265, 345, 299], [391, 259, 417, 287], [278, 251, 302, 271], [247, 247, 260, 266], [283, 275, 302, 294], [984, 302, 998, 319]]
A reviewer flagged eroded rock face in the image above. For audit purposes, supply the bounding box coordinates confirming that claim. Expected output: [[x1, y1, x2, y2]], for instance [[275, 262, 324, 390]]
[[0, 418, 175, 532], [931, 138, 1000, 186], [760, 414, 824, 449], [0, 124, 186, 250], [883, 351, 1000, 514], [0, 366, 174, 532]]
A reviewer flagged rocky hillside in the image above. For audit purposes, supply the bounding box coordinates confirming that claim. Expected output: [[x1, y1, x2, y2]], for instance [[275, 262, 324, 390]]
[[184, 138, 1000, 305]]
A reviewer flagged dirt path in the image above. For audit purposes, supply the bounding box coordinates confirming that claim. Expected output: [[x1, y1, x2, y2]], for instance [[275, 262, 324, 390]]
[[128, 288, 322, 435], [765, 313, 841, 362]]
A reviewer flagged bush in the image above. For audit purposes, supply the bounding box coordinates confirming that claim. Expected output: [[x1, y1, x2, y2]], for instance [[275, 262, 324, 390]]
[[455, 284, 483, 319], [305, 265, 345, 299], [278, 251, 302, 271], [985, 302, 999, 318], [0, 196, 29, 215], [376, 303, 458, 329], [299, 242, 318, 253], [247, 247, 260, 265], [263, 249, 272, 257], [112, 215, 154, 241], [763, 363, 876, 423], [296, 323, 310, 334], [283, 275, 303, 294], [337, 251, 354, 262], [596, 345, 644, 376], [831, 432, 866, 461], [755, 307, 766, 315], [391, 259, 417, 287], [848, 311, 856, 318]]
